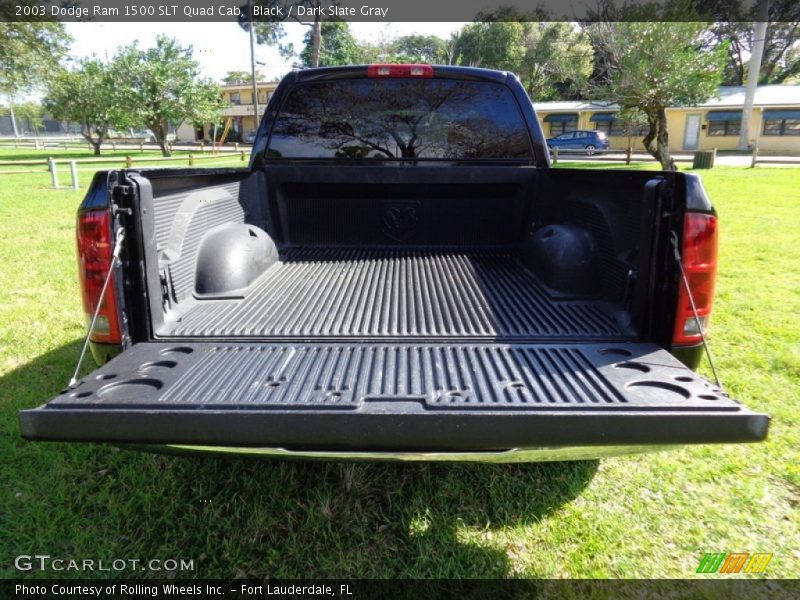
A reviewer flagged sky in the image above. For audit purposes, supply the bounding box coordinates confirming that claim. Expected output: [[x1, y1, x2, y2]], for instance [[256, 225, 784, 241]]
[[65, 22, 466, 83]]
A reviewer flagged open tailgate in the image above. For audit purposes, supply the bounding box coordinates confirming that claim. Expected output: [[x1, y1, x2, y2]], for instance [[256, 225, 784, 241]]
[[19, 341, 768, 450]]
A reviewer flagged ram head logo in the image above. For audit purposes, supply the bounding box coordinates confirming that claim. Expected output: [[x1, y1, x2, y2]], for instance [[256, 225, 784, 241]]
[[382, 202, 420, 242]]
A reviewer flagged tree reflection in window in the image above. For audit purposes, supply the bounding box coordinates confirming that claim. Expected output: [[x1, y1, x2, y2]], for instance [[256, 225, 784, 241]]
[[267, 79, 533, 160]]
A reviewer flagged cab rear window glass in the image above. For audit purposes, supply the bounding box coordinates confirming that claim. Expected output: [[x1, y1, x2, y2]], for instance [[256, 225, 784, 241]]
[[266, 79, 533, 160]]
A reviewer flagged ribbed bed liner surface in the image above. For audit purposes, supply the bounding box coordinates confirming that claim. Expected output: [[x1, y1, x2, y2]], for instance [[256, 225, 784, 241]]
[[161, 247, 626, 339]]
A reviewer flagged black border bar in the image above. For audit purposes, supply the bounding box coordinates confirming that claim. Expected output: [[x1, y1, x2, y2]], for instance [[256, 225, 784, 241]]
[[3, 579, 799, 600], [3, 0, 798, 23]]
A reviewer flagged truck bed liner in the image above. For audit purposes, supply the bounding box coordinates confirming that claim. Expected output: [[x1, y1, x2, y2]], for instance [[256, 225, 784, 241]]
[[159, 247, 626, 340]]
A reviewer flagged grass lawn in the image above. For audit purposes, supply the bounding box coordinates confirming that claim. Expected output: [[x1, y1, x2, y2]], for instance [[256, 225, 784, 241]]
[[0, 156, 798, 579]]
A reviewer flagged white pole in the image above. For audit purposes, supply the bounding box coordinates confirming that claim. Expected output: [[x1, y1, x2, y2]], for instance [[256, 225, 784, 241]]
[[70, 160, 79, 189], [9, 103, 19, 138], [738, 0, 769, 151], [49, 158, 59, 188]]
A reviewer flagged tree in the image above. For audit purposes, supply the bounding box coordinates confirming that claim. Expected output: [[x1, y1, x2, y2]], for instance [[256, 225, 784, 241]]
[[453, 21, 527, 71], [112, 36, 224, 156], [0, 101, 45, 136], [701, 0, 800, 85], [616, 106, 649, 150], [240, 1, 338, 68], [0, 21, 70, 137], [12, 102, 45, 135], [387, 35, 447, 63], [587, 21, 726, 170], [222, 70, 265, 85], [360, 34, 449, 65], [299, 22, 363, 67], [0, 22, 70, 95], [452, 20, 592, 100], [518, 23, 594, 100], [45, 59, 126, 155], [709, 22, 800, 85]]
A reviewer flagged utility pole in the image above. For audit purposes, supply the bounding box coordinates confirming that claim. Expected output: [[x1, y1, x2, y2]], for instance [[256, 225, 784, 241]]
[[248, 0, 260, 133], [9, 102, 19, 137], [738, 0, 769, 151]]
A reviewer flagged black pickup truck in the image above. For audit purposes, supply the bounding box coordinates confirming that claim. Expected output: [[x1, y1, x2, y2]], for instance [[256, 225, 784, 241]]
[[20, 65, 768, 460]]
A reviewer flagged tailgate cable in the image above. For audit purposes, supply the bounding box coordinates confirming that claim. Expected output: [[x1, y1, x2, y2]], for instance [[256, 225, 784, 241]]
[[68, 227, 125, 388], [670, 231, 722, 389]]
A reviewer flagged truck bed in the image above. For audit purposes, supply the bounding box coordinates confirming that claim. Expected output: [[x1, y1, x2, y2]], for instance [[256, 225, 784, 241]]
[[159, 247, 626, 340], [20, 165, 770, 452]]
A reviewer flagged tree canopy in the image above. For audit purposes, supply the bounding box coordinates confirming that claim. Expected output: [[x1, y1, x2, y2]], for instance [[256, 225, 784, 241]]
[[44, 58, 127, 155], [222, 70, 266, 85], [299, 22, 363, 67], [111, 36, 223, 156], [0, 22, 71, 96], [0, 20, 70, 138], [386, 35, 448, 64], [239, 1, 338, 67], [588, 20, 727, 169], [452, 20, 592, 100]]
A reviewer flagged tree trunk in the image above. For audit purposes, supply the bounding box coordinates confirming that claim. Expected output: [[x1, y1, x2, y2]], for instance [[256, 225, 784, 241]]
[[311, 18, 322, 68], [153, 122, 171, 157], [642, 108, 676, 171], [83, 126, 103, 156], [159, 136, 171, 157]]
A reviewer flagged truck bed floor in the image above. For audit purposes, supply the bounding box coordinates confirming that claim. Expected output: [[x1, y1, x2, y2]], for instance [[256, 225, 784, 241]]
[[159, 247, 627, 340]]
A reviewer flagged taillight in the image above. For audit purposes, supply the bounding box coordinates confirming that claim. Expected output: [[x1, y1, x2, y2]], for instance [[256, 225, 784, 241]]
[[366, 64, 434, 78], [76, 209, 121, 344], [673, 212, 718, 346]]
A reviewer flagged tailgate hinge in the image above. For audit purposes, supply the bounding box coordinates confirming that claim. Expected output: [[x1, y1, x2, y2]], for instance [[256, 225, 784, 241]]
[[110, 185, 135, 220], [159, 268, 173, 309]]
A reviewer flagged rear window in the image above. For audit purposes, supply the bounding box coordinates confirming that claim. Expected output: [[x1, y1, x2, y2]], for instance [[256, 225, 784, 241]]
[[266, 79, 533, 161]]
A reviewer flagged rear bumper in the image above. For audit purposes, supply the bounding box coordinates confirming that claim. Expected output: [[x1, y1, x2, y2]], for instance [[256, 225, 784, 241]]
[[135, 444, 675, 463], [20, 405, 769, 450]]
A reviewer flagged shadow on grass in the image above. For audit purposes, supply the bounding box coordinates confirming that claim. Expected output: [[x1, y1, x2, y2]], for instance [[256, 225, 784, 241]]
[[3, 341, 598, 579]]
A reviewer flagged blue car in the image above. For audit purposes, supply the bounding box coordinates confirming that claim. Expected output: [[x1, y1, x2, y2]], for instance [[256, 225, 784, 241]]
[[547, 130, 609, 155]]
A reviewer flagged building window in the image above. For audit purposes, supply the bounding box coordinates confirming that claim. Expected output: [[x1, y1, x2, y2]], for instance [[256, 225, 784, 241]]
[[593, 120, 647, 136], [593, 120, 627, 136], [705, 111, 741, 136], [230, 92, 240, 105], [763, 117, 800, 136], [543, 113, 578, 136], [549, 119, 577, 136], [707, 119, 741, 136]]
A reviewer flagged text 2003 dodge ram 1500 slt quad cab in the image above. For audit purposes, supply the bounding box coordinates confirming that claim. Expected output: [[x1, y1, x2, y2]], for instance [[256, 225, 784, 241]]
[[20, 65, 768, 461]]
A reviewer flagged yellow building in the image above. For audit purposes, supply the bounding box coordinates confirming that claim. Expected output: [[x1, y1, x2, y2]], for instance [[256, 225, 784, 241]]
[[534, 85, 800, 155], [177, 81, 279, 143]]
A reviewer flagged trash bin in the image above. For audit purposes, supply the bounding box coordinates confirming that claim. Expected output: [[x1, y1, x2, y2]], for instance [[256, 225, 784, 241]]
[[692, 149, 716, 169]]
